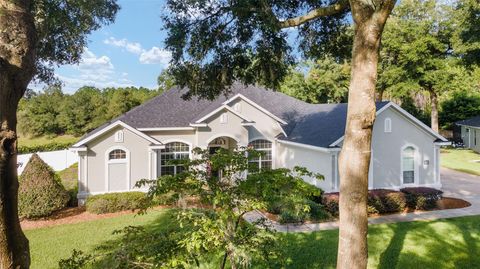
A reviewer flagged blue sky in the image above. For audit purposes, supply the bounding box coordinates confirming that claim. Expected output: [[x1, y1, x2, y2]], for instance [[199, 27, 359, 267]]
[[31, 0, 170, 93]]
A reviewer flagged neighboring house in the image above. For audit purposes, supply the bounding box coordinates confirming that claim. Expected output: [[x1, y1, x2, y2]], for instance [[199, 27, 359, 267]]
[[457, 116, 480, 153], [71, 84, 449, 204]]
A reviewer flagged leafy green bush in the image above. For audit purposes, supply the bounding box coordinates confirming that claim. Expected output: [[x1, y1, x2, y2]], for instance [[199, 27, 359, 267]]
[[19, 154, 70, 219], [305, 200, 330, 221], [401, 187, 443, 210], [279, 210, 308, 224], [18, 141, 75, 154], [86, 192, 149, 214]]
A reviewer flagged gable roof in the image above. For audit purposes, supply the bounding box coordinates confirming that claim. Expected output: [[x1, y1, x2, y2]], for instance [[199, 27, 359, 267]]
[[456, 116, 480, 128], [78, 83, 446, 148]]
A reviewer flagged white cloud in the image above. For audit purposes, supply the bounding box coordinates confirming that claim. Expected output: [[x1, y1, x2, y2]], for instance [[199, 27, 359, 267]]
[[104, 37, 143, 54], [139, 47, 172, 65], [104, 37, 171, 66]]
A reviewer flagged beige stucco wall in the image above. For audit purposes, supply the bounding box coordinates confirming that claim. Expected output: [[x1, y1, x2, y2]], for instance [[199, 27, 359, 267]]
[[370, 107, 439, 189], [196, 109, 249, 148], [146, 130, 196, 146], [276, 142, 335, 191], [227, 99, 284, 141], [84, 126, 151, 194]]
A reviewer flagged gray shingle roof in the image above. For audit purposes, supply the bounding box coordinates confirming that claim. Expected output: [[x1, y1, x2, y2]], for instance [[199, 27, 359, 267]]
[[456, 116, 480, 128], [78, 83, 390, 148]]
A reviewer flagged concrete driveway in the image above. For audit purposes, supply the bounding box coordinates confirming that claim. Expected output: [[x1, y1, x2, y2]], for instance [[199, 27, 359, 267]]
[[441, 167, 480, 200]]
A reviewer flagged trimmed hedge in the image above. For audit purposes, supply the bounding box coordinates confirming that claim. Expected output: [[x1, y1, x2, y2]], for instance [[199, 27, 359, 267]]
[[401, 187, 443, 210], [19, 154, 69, 219], [86, 192, 149, 214], [322, 187, 443, 216], [18, 141, 75, 154], [368, 189, 407, 214]]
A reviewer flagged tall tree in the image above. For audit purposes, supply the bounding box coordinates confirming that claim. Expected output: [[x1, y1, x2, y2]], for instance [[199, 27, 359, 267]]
[[378, 0, 459, 132], [451, 0, 480, 66], [163, 0, 396, 268], [281, 57, 350, 104], [0, 0, 118, 267]]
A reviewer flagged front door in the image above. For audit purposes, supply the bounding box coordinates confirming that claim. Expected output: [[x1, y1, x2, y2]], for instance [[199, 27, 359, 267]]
[[208, 146, 222, 178]]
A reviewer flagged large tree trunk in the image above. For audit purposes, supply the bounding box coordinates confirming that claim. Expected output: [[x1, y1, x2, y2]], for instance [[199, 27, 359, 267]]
[[337, 1, 395, 269], [428, 89, 439, 133], [0, 0, 36, 268]]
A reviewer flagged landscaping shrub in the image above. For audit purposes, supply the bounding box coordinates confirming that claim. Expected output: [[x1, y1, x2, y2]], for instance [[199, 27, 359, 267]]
[[305, 200, 330, 221], [321, 190, 407, 217], [278, 209, 308, 224], [322, 193, 340, 217], [401, 187, 443, 210], [86, 192, 149, 214], [368, 189, 407, 214], [19, 154, 69, 219]]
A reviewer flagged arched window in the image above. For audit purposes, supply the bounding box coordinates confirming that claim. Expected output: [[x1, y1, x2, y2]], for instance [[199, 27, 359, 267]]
[[109, 149, 126, 160], [402, 146, 416, 184], [384, 118, 392, 133], [249, 139, 272, 170], [160, 142, 190, 176]]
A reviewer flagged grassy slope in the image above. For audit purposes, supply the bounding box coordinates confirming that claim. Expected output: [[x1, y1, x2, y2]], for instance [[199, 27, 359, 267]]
[[17, 134, 78, 148], [26, 208, 480, 269], [441, 148, 480, 176]]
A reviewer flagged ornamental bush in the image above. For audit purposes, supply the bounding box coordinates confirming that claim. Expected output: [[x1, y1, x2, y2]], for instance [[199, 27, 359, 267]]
[[19, 154, 70, 219], [86, 192, 149, 214], [401, 187, 443, 210], [368, 189, 407, 214]]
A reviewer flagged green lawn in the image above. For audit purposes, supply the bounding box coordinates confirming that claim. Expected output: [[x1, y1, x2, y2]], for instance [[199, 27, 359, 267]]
[[441, 148, 480, 176], [25, 209, 480, 269], [18, 134, 78, 148]]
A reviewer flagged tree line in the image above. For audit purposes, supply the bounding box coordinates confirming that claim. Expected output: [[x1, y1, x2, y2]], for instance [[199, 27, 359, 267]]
[[279, 0, 480, 133]]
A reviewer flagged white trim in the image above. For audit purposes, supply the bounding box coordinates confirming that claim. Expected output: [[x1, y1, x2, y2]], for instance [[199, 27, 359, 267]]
[[105, 146, 130, 192], [195, 105, 251, 124], [222, 93, 288, 125], [276, 139, 342, 153], [138, 127, 196, 131], [434, 141, 451, 146], [400, 144, 419, 187], [189, 123, 208, 127], [73, 120, 162, 147], [329, 102, 448, 147], [456, 124, 480, 129], [241, 121, 255, 126], [70, 147, 87, 153]]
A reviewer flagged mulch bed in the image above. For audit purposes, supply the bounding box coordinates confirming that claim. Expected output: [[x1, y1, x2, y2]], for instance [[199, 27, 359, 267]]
[[20, 206, 166, 230], [261, 196, 472, 225]]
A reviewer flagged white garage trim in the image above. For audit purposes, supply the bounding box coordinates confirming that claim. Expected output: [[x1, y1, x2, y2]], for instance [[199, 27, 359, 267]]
[[105, 146, 130, 192]]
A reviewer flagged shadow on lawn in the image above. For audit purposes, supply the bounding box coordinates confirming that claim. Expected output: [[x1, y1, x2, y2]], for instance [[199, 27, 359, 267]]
[[79, 212, 480, 269]]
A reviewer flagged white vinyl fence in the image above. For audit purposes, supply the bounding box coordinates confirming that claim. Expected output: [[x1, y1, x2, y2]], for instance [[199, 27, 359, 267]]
[[17, 149, 78, 175]]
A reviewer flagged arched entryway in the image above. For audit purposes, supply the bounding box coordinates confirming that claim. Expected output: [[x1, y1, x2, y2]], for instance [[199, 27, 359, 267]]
[[207, 136, 238, 154]]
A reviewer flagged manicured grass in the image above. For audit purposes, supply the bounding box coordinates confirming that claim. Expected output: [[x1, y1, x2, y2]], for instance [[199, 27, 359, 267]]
[[441, 148, 480, 176], [17, 134, 78, 148], [26, 209, 480, 269], [57, 163, 78, 191], [25, 209, 167, 269]]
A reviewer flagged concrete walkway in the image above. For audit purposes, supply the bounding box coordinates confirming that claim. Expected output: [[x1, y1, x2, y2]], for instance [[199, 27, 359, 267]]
[[244, 168, 480, 232]]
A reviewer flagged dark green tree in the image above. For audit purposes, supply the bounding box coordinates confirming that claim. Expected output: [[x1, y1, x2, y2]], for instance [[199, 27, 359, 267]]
[[281, 57, 350, 104], [377, 0, 457, 132], [451, 0, 480, 66], [163, 0, 396, 267], [0, 0, 119, 267], [440, 90, 480, 130]]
